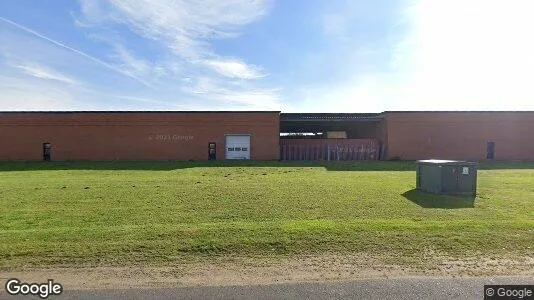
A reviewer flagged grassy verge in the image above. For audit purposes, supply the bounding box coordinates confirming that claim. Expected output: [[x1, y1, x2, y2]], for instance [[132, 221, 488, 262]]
[[1, 161, 533, 269]]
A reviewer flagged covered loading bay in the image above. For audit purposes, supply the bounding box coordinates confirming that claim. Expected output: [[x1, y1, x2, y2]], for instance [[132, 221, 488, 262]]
[[279, 113, 385, 160]]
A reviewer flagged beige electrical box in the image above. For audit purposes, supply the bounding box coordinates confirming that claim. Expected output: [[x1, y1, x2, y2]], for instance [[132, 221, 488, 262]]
[[416, 160, 477, 196], [326, 131, 347, 139]]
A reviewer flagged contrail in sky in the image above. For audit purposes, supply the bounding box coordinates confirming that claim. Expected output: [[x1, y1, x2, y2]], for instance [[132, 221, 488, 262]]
[[0, 15, 153, 88]]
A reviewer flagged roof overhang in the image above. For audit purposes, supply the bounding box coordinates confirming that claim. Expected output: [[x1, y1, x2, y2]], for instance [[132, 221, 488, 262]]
[[280, 113, 383, 133], [281, 113, 383, 122]]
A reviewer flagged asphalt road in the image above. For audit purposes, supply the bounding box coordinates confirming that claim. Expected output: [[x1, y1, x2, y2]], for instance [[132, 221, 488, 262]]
[[2, 276, 533, 300]]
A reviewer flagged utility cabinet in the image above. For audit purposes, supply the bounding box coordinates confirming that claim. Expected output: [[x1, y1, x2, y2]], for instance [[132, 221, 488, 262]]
[[416, 160, 477, 196]]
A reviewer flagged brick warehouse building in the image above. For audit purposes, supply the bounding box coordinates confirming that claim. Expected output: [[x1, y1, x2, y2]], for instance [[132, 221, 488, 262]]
[[0, 111, 533, 161], [0, 111, 280, 161], [281, 111, 534, 161], [383, 111, 534, 161]]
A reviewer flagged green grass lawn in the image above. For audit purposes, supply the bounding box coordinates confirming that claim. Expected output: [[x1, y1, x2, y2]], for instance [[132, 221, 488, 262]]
[[1, 161, 533, 269]]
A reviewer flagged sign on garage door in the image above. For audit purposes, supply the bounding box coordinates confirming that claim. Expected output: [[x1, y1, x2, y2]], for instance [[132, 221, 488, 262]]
[[225, 135, 250, 160]]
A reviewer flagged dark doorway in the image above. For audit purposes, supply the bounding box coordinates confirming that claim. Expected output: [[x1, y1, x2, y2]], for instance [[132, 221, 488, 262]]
[[208, 142, 216, 160], [486, 141, 495, 159], [43, 143, 51, 161]]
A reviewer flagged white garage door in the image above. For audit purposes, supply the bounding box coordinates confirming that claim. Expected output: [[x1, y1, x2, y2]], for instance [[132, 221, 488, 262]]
[[225, 135, 250, 160]]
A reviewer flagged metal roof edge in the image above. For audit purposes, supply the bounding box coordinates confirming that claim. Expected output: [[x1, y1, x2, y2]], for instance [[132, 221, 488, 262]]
[[2, 110, 533, 115], [383, 111, 534, 114], [0, 110, 281, 114]]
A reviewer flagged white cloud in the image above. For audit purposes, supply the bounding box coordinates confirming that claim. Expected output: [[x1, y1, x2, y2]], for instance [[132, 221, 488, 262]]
[[0, 75, 79, 110], [394, 0, 534, 108], [74, 0, 280, 109], [13, 63, 81, 86], [297, 0, 534, 112], [112, 45, 150, 75], [203, 58, 265, 79], [289, 76, 389, 113], [187, 76, 281, 109], [79, 0, 269, 60], [218, 91, 281, 109], [105, 0, 268, 55], [0, 16, 153, 88]]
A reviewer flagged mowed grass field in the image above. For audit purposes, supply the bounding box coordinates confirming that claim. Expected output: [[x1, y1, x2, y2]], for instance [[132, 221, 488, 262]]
[[1, 161, 533, 269]]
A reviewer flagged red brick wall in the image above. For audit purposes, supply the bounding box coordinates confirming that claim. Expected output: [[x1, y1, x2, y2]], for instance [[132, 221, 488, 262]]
[[0, 112, 280, 161], [384, 112, 534, 161]]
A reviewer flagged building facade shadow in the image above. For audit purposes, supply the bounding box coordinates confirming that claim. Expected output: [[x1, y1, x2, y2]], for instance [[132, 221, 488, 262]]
[[0, 160, 533, 172], [0, 160, 416, 172]]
